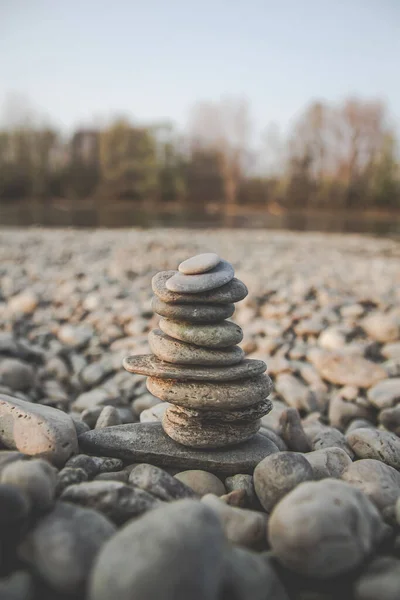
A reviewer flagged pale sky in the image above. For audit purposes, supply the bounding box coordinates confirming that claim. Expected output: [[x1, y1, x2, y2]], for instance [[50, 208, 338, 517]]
[[0, 0, 399, 136]]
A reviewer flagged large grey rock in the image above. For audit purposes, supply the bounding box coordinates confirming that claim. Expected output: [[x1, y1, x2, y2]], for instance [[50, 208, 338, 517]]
[[129, 463, 197, 500], [254, 452, 314, 513], [303, 447, 352, 479], [0, 358, 35, 391], [78, 422, 279, 474], [202, 493, 268, 549], [166, 260, 234, 293], [0, 394, 78, 466], [178, 253, 220, 274], [221, 547, 290, 600], [269, 480, 387, 578], [147, 374, 272, 410], [18, 502, 115, 595], [354, 556, 400, 600], [89, 500, 226, 600], [174, 470, 225, 496], [367, 378, 400, 409], [152, 297, 235, 324], [347, 428, 400, 469], [159, 317, 243, 348], [148, 329, 244, 365], [123, 355, 266, 381], [1, 458, 57, 512], [152, 271, 248, 304], [61, 480, 162, 524], [341, 459, 400, 515]]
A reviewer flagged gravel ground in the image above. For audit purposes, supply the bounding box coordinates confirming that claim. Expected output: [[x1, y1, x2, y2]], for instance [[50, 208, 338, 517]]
[[0, 227, 400, 600]]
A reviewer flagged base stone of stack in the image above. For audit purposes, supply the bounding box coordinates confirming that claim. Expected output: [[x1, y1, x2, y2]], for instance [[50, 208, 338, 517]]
[[78, 422, 279, 475]]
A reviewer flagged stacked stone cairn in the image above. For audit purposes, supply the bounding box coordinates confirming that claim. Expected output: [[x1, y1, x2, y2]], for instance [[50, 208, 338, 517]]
[[123, 253, 273, 449]]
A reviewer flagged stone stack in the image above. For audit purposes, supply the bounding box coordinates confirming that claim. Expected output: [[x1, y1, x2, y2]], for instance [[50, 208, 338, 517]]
[[123, 253, 273, 449]]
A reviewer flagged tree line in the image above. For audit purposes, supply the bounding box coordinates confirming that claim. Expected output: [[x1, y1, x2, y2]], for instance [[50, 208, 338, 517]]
[[0, 96, 399, 212]]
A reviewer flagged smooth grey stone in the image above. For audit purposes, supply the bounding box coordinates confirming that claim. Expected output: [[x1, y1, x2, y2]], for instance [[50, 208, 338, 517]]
[[347, 428, 400, 469], [221, 547, 290, 600], [129, 463, 197, 501], [303, 447, 352, 479], [140, 401, 169, 423], [0, 484, 30, 534], [72, 388, 115, 412], [56, 467, 88, 495], [254, 452, 314, 513], [224, 474, 259, 509], [71, 415, 91, 436], [382, 342, 400, 360], [123, 355, 266, 381], [159, 318, 243, 348], [88, 500, 225, 600], [275, 373, 313, 412], [346, 418, 376, 434], [80, 406, 104, 427], [149, 329, 244, 365], [61, 480, 162, 524], [202, 493, 268, 549], [269, 480, 387, 578], [341, 459, 400, 514], [163, 405, 261, 448], [95, 406, 122, 429], [178, 253, 220, 274], [0, 450, 28, 474], [152, 297, 235, 324], [354, 556, 400, 600], [174, 470, 225, 497], [279, 408, 312, 452], [132, 393, 160, 416], [310, 425, 354, 458], [379, 404, 400, 435], [1, 458, 57, 512], [0, 571, 34, 600], [79, 422, 279, 475], [258, 427, 288, 451], [152, 271, 248, 304], [18, 502, 115, 595], [367, 378, 400, 409], [147, 374, 272, 410], [0, 394, 78, 466], [57, 324, 93, 348], [0, 358, 35, 391], [166, 260, 234, 293]]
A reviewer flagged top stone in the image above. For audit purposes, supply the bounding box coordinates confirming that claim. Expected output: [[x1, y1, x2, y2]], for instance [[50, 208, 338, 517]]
[[178, 253, 220, 275], [166, 260, 234, 294]]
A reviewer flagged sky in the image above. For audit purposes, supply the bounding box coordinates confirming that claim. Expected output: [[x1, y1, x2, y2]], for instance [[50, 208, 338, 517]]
[[0, 0, 399, 137]]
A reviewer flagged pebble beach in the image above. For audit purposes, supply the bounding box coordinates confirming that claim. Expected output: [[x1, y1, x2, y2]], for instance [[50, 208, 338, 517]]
[[1, 227, 400, 600]]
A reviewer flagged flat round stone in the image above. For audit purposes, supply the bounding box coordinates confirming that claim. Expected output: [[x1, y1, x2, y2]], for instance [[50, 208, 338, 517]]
[[123, 355, 267, 382], [152, 271, 248, 305], [163, 408, 261, 448], [167, 399, 272, 423], [148, 330, 244, 366], [147, 374, 273, 409], [165, 260, 234, 294], [178, 253, 220, 275], [78, 422, 279, 475], [158, 318, 243, 349], [152, 297, 235, 324]]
